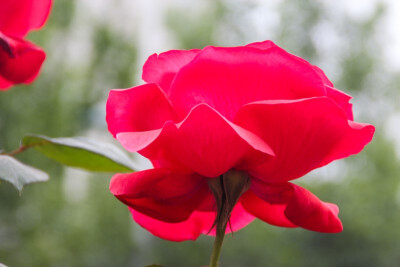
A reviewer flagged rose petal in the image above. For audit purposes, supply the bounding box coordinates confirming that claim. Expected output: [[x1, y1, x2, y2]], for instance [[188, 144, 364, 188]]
[[241, 190, 297, 228], [0, 34, 45, 88], [247, 40, 334, 87], [106, 84, 178, 137], [169, 45, 326, 120], [117, 123, 186, 170], [245, 40, 277, 50], [319, 120, 374, 168], [246, 42, 353, 120], [0, 0, 52, 37], [110, 168, 209, 223], [242, 181, 342, 233], [130, 199, 254, 241], [284, 184, 342, 233], [117, 104, 274, 177], [0, 76, 12, 90], [142, 49, 200, 94], [326, 85, 354, 120], [311, 65, 334, 87], [130, 208, 214, 241], [234, 97, 374, 183]]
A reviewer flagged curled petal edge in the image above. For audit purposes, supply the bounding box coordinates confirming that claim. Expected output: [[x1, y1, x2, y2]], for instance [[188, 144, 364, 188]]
[[242, 180, 343, 233], [116, 103, 274, 176], [110, 169, 208, 223]]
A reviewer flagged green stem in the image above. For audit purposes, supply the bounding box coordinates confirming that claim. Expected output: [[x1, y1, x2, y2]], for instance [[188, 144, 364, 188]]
[[0, 145, 29, 156], [209, 224, 227, 267]]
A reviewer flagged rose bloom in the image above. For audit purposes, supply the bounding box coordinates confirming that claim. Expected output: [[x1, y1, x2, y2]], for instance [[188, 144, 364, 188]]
[[107, 41, 374, 241], [0, 0, 52, 90]]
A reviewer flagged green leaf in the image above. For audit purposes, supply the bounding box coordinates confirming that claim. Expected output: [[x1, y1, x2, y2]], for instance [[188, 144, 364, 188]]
[[22, 135, 136, 172], [0, 155, 49, 193]]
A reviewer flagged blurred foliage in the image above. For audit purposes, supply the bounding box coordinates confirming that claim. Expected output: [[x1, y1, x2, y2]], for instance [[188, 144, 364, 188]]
[[166, 0, 225, 48], [1, 0, 399, 266], [1, 0, 137, 266]]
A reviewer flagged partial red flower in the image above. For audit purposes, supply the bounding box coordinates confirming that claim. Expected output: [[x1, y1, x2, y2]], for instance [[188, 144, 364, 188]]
[[0, 0, 52, 90], [107, 41, 375, 241]]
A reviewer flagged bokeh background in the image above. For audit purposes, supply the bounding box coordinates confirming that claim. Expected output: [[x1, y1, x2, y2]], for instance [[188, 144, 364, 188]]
[[1, 0, 400, 266]]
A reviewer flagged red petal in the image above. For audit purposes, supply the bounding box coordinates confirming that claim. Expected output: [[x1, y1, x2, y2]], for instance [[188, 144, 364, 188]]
[[130, 208, 215, 241], [242, 181, 342, 232], [0, 76, 12, 90], [118, 123, 186, 170], [246, 41, 353, 120], [245, 40, 277, 50], [0, 34, 45, 88], [326, 85, 354, 120], [311, 65, 334, 87], [117, 104, 274, 177], [110, 169, 208, 223], [284, 184, 342, 233], [130, 199, 254, 241], [126, 183, 254, 241], [169, 45, 326, 120], [318, 120, 374, 168], [0, 0, 52, 37], [234, 97, 374, 183], [106, 84, 178, 137], [248, 41, 334, 87], [142, 49, 200, 94], [241, 190, 296, 228]]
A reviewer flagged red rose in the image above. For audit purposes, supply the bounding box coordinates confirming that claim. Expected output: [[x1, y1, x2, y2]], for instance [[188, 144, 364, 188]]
[[107, 41, 374, 241], [0, 0, 52, 90]]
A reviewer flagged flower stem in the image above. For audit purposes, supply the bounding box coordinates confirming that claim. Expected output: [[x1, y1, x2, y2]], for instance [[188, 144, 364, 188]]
[[209, 224, 226, 267], [0, 145, 29, 156], [207, 170, 250, 267]]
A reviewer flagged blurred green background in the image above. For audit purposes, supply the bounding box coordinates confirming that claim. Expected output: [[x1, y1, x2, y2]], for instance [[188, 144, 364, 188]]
[[1, 0, 399, 266]]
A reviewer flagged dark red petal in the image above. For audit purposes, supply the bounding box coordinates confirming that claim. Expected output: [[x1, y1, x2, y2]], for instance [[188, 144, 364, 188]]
[[235, 97, 374, 183], [326, 85, 354, 120], [130, 199, 254, 241], [0, 0, 52, 37], [284, 184, 342, 233], [117, 104, 274, 177], [110, 169, 208, 223], [0, 34, 45, 88], [241, 190, 296, 228], [243, 180, 342, 232], [130, 208, 215, 241], [106, 84, 177, 137], [169, 45, 326, 120], [142, 49, 200, 94]]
